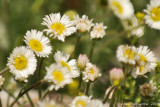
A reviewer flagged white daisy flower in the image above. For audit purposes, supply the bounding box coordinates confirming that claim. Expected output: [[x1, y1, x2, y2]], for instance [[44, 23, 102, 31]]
[[83, 63, 101, 82], [70, 95, 91, 107], [44, 63, 73, 91], [36, 97, 56, 107], [144, 0, 160, 30], [87, 99, 104, 107], [24, 29, 52, 57], [7, 46, 37, 82], [132, 46, 157, 78], [42, 13, 77, 42], [0, 76, 4, 88], [90, 23, 107, 39], [54, 51, 80, 78], [116, 45, 137, 65], [109, 0, 134, 19], [74, 15, 93, 32]]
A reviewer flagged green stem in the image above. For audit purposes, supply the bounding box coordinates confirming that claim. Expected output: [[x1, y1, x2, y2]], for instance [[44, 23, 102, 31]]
[[89, 40, 96, 60], [26, 93, 35, 107], [10, 80, 45, 107], [7, 95, 10, 107], [74, 36, 81, 58], [3, 88, 22, 106], [38, 58, 44, 99], [0, 98, 2, 107], [103, 86, 115, 104], [0, 67, 9, 75], [41, 88, 49, 101], [78, 72, 82, 92], [85, 82, 91, 96]]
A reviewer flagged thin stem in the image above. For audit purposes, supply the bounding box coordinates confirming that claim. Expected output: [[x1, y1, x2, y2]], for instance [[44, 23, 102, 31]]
[[74, 36, 81, 58], [0, 67, 9, 75], [10, 80, 45, 107], [85, 82, 91, 96], [0, 98, 2, 107], [7, 95, 10, 107], [89, 40, 96, 60], [3, 88, 22, 106], [26, 93, 35, 107], [78, 72, 82, 92], [41, 88, 49, 101], [103, 86, 115, 104], [37, 58, 44, 99]]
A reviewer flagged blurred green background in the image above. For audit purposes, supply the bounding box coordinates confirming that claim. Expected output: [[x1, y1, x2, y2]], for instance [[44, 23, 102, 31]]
[[0, 0, 160, 99]]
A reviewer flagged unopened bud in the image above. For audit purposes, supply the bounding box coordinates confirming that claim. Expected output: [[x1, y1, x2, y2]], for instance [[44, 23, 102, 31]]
[[109, 68, 124, 86], [77, 54, 89, 71]]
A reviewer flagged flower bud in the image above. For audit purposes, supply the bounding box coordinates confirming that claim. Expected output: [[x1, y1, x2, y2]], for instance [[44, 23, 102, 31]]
[[77, 54, 89, 71], [109, 68, 124, 86]]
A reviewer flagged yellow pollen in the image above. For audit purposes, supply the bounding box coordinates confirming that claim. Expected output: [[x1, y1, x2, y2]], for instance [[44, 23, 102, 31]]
[[124, 49, 134, 60], [45, 104, 55, 107], [112, 1, 123, 14], [52, 71, 64, 83], [29, 39, 42, 52], [139, 54, 147, 62], [150, 7, 160, 21], [14, 55, 27, 70], [136, 12, 145, 22], [76, 100, 86, 107], [139, 65, 143, 73], [89, 68, 95, 74], [51, 23, 65, 35], [60, 61, 71, 71]]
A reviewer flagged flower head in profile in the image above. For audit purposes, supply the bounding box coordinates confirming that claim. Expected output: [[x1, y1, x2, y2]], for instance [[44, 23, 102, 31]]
[[116, 45, 137, 65], [74, 15, 93, 33], [109, 0, 134, 19], [54, 51, 80, 78], [144, 0, 160, 30], [70, 95, 91, 107], [132, 46, 157, 78], [36, 97, 56, 107], [109, 68, 124, 86], [42, 13, 77, 42], [44, 63, 73, 91], [24, 29, 52, 57], [83, 63, 101, 82], [77, 54, 89, 71], [90, 23, 107, 39], [0, 76, 4, 88], [7, 46, 37, 82]]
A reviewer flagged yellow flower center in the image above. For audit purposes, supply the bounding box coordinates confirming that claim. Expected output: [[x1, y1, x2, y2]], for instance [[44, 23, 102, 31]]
[[89, 68, 95, 74], [29, 39, 42, 52], [136, 12, 145, 22], [124, 49, 134, 60], [112, 1, 123, 14], [45, 104, 55, 107], [76, 100, 86, 107], [113, 80, 120, 86], [51, 23, 65, 35], [60, 61, 71, 71], [52, 71, 64, 83], [139, 65, 143, 73], [14, 55, 27, 70], [139, 54, 147, 62], [150, 7, 160, 21]]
